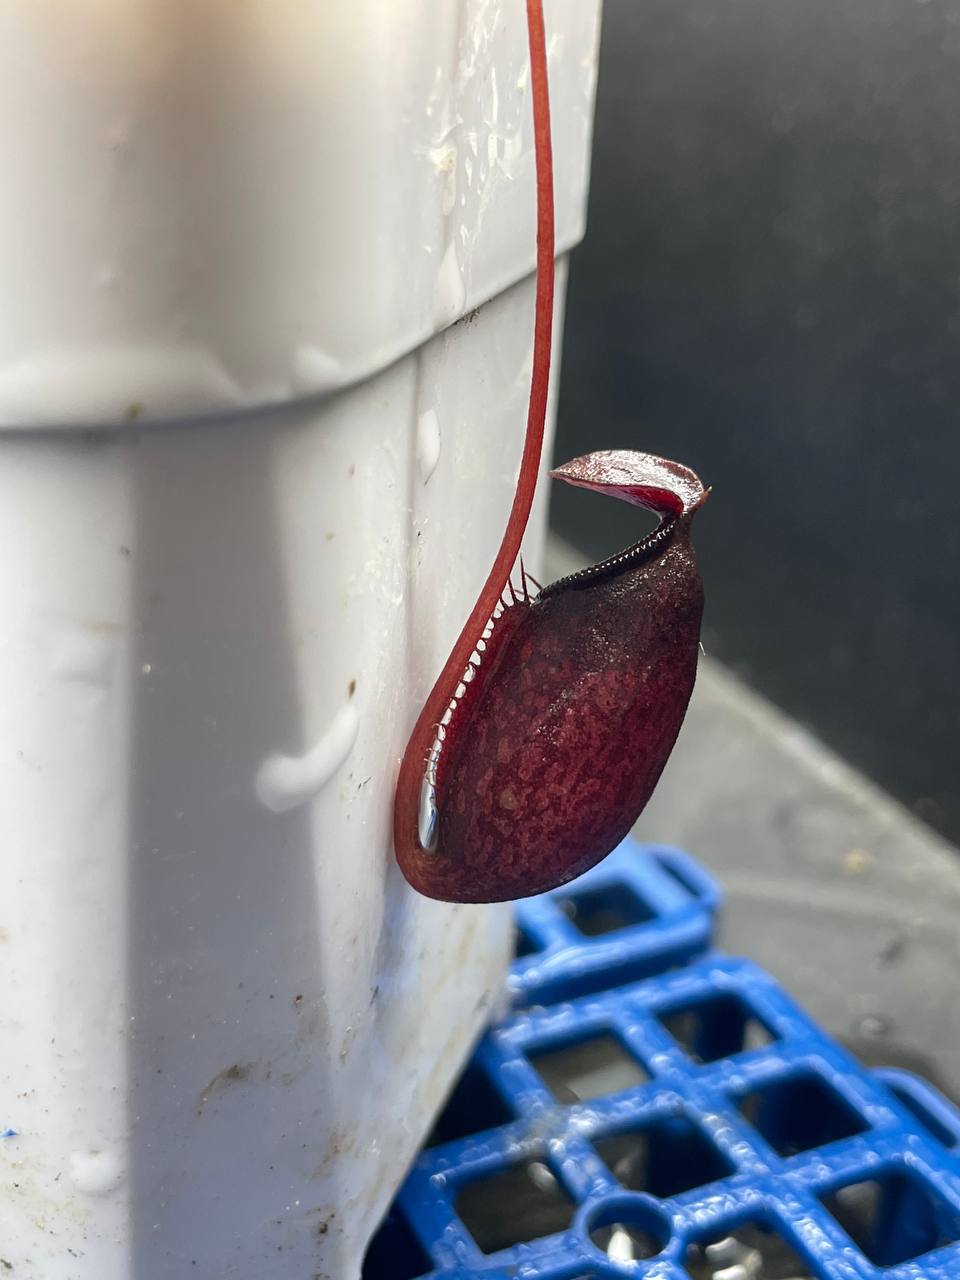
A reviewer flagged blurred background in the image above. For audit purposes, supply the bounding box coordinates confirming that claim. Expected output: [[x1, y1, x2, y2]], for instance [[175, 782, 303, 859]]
[[551, 0, 960, 845], [548, 0, 960, 1096]]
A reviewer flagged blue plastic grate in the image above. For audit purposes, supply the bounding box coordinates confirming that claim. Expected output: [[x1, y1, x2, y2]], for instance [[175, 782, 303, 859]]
[[363, 841, 960, 1280], [510, 840, 722, 1007]]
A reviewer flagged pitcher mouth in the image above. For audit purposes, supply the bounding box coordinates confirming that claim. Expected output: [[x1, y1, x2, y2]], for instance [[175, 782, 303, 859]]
[[538, 517, 679, 600]]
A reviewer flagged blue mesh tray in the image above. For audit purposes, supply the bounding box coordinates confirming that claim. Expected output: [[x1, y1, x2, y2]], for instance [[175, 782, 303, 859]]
[[364, 844, 960, 1280], [510, 840, 722, 1008]]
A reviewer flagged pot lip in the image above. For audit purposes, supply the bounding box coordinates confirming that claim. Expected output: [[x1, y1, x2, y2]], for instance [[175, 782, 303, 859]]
[[0, 241, 580, 439]]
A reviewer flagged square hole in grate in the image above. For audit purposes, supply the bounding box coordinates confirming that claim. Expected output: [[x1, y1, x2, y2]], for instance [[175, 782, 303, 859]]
[[361, 1207, 432, 1280], [456, 1157, 575, 1254], [594, 1112, 734, 1199], [425, 1061, 513, 1148], [557, 882, 655, 937], [886, 1079, 959, 1150], [530, 1033, 648, 1104], [514, 923, 542, 958], [659, 992, 776, 1064], [737, 1071, 867, 1157], [684, 1217, 816, 1279], [821, 1166, 960, 1268], [655, 854, 704, 901]]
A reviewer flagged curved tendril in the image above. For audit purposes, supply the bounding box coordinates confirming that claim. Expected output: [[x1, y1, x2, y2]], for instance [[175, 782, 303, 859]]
[[394, 0, 555, 867]]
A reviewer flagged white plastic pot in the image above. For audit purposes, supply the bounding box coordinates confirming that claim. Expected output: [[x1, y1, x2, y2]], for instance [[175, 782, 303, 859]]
[[0, 3, 602, 1277]]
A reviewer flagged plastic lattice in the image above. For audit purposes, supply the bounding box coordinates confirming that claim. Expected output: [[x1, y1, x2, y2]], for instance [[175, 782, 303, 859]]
[[510, 841, 722, 1007], [363, 839, 960, 1280]]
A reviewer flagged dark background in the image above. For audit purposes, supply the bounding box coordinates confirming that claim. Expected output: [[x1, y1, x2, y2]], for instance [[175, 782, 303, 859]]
[[552, 0, 960, 844]]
